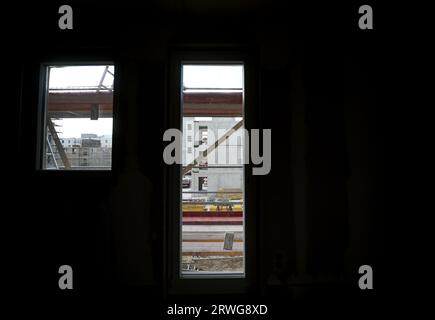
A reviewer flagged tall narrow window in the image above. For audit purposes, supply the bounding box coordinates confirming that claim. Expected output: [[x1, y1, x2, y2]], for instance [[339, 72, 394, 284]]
[[181, 64, 245, 276], [41, 65, 114, 170]]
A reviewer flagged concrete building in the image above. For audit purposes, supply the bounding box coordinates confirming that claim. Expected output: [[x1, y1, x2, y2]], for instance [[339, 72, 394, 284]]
[[182, 117, 244, 196], [46, 132, 112, 169]]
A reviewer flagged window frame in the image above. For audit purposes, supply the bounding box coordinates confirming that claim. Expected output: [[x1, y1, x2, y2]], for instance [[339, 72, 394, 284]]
[[36, 61, 118, 173], [181, 62, 246, 279], [166, 49, 258, 295]]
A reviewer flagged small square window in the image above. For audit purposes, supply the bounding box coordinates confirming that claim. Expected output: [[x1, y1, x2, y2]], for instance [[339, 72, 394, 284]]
[[40, 65, 115, 170]]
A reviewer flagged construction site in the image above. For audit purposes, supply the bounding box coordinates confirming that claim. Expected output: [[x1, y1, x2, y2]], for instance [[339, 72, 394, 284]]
[[181, 65, 245, 274], [43, 65, 114, 170]]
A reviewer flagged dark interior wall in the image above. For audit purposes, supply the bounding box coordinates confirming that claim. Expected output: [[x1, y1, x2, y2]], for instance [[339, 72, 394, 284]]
[[5, 0, 383, 310]]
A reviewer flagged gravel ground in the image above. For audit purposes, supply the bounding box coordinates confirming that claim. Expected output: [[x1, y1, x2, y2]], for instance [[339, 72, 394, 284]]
[[184, 257, 243, 272]]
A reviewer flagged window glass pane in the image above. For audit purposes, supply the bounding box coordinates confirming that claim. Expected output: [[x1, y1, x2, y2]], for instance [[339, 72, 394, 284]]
[[43, 65, 114, 170], [181, 64, 244, 275]]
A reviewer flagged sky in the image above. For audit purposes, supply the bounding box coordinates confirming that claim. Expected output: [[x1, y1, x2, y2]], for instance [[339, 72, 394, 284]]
[[183, 65, 244, 90], [49, 65, 243, 138], [49, 65, 115, 89], [53, 118, 113, 138]]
